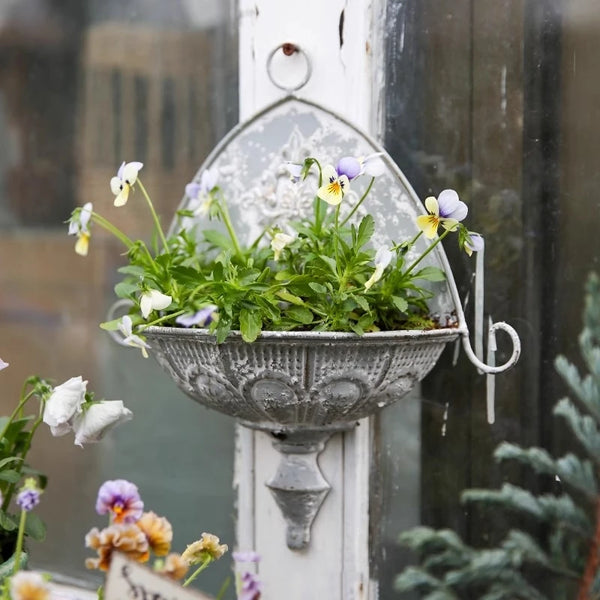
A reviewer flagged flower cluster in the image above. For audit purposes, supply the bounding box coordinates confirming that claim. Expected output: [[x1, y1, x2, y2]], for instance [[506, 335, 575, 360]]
[[67, 155, 483, 348], [42, 376, 132, 446], [85, 479, 228, 588], [0, 360, 132, 567]]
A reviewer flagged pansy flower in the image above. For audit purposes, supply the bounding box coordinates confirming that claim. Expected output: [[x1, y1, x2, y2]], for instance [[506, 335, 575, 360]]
[[284, 161, 303, 183], [317, 165, 350, 206], [416, 189, 468, 239], [72, 401, 133, 447], [10, 571, 51, 600], [239, 571, 262, 600], [154, 553, 189, 581], [270, 232, 295, 261], [136, 511, 173, 556], [110, 161, 143, 207], [96, 479, 144, 524], [185, 169, 217, 217], [140, 289, 173, 319], [68, 202, 93, 256], [181, 533, 228, 564], [175, 305, 217, 328], [365, 247, 393, 290], [464, 232, 484, 256], [118, 316, 151, 358], [43, 375, 87, 436], [85, 524, 150, 571], [0, 358, 8, 371]]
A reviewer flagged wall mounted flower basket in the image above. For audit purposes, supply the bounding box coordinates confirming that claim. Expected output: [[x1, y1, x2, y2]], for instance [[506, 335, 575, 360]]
[[127, 96, 520, 550]]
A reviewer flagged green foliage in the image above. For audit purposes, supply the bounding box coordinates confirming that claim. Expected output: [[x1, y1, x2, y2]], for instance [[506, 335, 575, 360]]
[[395, 273, 600, 599], [0, 377, 50, 561], [78, 157, 481, 344]]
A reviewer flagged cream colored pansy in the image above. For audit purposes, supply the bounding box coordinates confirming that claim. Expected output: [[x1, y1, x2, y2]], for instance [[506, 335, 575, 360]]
[[136, 511, 173, 556], [317, 165, 349, 206], [10, 571, 51, 600], [68, 202, 93, 256], [270, 232, 295, 261], [181, 533, 228, 565], [140, 289, 172, 319], [365, 247, 393, 290], [118, 315, 151, 358], [110, 161, 143, 207], [416, 189, 468, 239]]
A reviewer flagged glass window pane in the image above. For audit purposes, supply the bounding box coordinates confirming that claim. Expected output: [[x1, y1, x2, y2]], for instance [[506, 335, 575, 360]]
[[0, 1, 238, 593]]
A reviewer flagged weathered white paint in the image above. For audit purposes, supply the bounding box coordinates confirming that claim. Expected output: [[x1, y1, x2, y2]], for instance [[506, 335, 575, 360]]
[[235, 1, 386, 598]]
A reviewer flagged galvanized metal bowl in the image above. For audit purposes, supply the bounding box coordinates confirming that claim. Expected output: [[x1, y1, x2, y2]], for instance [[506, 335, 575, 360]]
[[144, 326, 459, 433]]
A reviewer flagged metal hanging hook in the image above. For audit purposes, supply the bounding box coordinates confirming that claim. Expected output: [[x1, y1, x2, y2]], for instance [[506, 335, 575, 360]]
[[266, 43, 312, 93], [460, 321, 521, 374]]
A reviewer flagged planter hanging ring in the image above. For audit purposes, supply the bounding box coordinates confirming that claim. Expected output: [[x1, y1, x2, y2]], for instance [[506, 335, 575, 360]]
[[266, 43, 312, 93]]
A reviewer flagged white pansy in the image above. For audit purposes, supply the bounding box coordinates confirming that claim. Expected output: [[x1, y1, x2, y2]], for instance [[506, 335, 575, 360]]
[[72, 401, 133, 447], [360, 153, 386, 177], [118, 315, 151, 358], [365, 247, 393, 290], [110, 161, 143, 207], [270, 232, 295, 261], [140, 289, 173, 319], [0, 358, 8, 371], [43, 375, 88, 436]]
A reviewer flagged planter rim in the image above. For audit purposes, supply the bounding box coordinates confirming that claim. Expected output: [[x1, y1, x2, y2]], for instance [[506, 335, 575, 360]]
[[144, 325, 464, 343]]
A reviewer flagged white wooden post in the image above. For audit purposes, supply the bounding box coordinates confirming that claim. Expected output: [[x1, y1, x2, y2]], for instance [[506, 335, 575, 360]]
[[235, 2, 386, 598]]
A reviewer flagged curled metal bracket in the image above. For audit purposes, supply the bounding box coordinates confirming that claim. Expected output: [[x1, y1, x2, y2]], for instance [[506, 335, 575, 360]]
[[105, 299, 134, 347], [266, 43, 312, 93], [460, 321, 521, 374]]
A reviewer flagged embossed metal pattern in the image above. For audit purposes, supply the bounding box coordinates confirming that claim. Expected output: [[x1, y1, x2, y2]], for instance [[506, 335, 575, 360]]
[[144, 326, 459, 431]]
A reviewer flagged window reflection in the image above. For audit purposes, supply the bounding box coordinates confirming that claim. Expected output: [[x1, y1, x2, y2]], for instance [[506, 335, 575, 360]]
[[0, 0, 237, 592]]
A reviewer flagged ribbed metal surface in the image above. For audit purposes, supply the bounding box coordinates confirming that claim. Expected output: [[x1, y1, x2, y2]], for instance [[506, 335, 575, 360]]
[[144, 327, 459, 431]]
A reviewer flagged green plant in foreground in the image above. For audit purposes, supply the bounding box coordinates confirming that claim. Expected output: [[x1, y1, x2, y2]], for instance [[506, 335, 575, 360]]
[[395, 273, 600, 600], [68, 156, 484, 346]]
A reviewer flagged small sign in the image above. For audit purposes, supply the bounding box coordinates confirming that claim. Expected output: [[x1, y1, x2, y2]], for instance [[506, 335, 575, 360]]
[[105, 553, 214, 600]]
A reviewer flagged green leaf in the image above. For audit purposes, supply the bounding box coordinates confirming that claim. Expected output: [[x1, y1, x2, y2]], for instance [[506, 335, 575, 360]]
[[392, 295, 409, 312], [276, 290, 305, 306], [286, 306, 314, 325], [0, 470, 22, 484], [318, 255, 338, 276], [204, 229, 234, 250], [414, 266, 446, 282], [99, 318, 122, 332], [24, 512, 46, 542], [239, 310, 262, 343], [0, 551, 27, 579], [356, 215, 375, 249], [114, 281, 139, 298], [117, 265, 146, 277], [0, 511, 18, 532], [308, 282, 327, 294]]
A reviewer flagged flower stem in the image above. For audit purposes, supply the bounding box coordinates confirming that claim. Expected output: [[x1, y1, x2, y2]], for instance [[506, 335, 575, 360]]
[[340, 177, 374, 227], [90, 213, 134, 249], [12, 510, 26, 576], [136, 179, 169, 251], [215, 196, 243, 260], [182, 557, 213, 587], [140, 310, 185, 329], [403, 229, 451, 278]]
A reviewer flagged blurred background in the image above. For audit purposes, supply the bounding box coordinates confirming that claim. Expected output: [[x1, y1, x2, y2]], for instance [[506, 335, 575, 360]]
[[0, 1, 598, 598]]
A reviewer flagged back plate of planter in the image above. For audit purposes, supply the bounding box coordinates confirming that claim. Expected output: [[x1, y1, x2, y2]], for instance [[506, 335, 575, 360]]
[[173, 96, 462, 323]]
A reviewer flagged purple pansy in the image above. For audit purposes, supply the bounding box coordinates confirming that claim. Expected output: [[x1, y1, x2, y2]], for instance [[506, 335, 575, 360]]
[[96, 479, 144, 524], [233, 551, 261, 563], [175, 305, 217, 328], [464, 232, 484, 256], [336, 156, 362, 181], [239, 571, 262, 600]]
